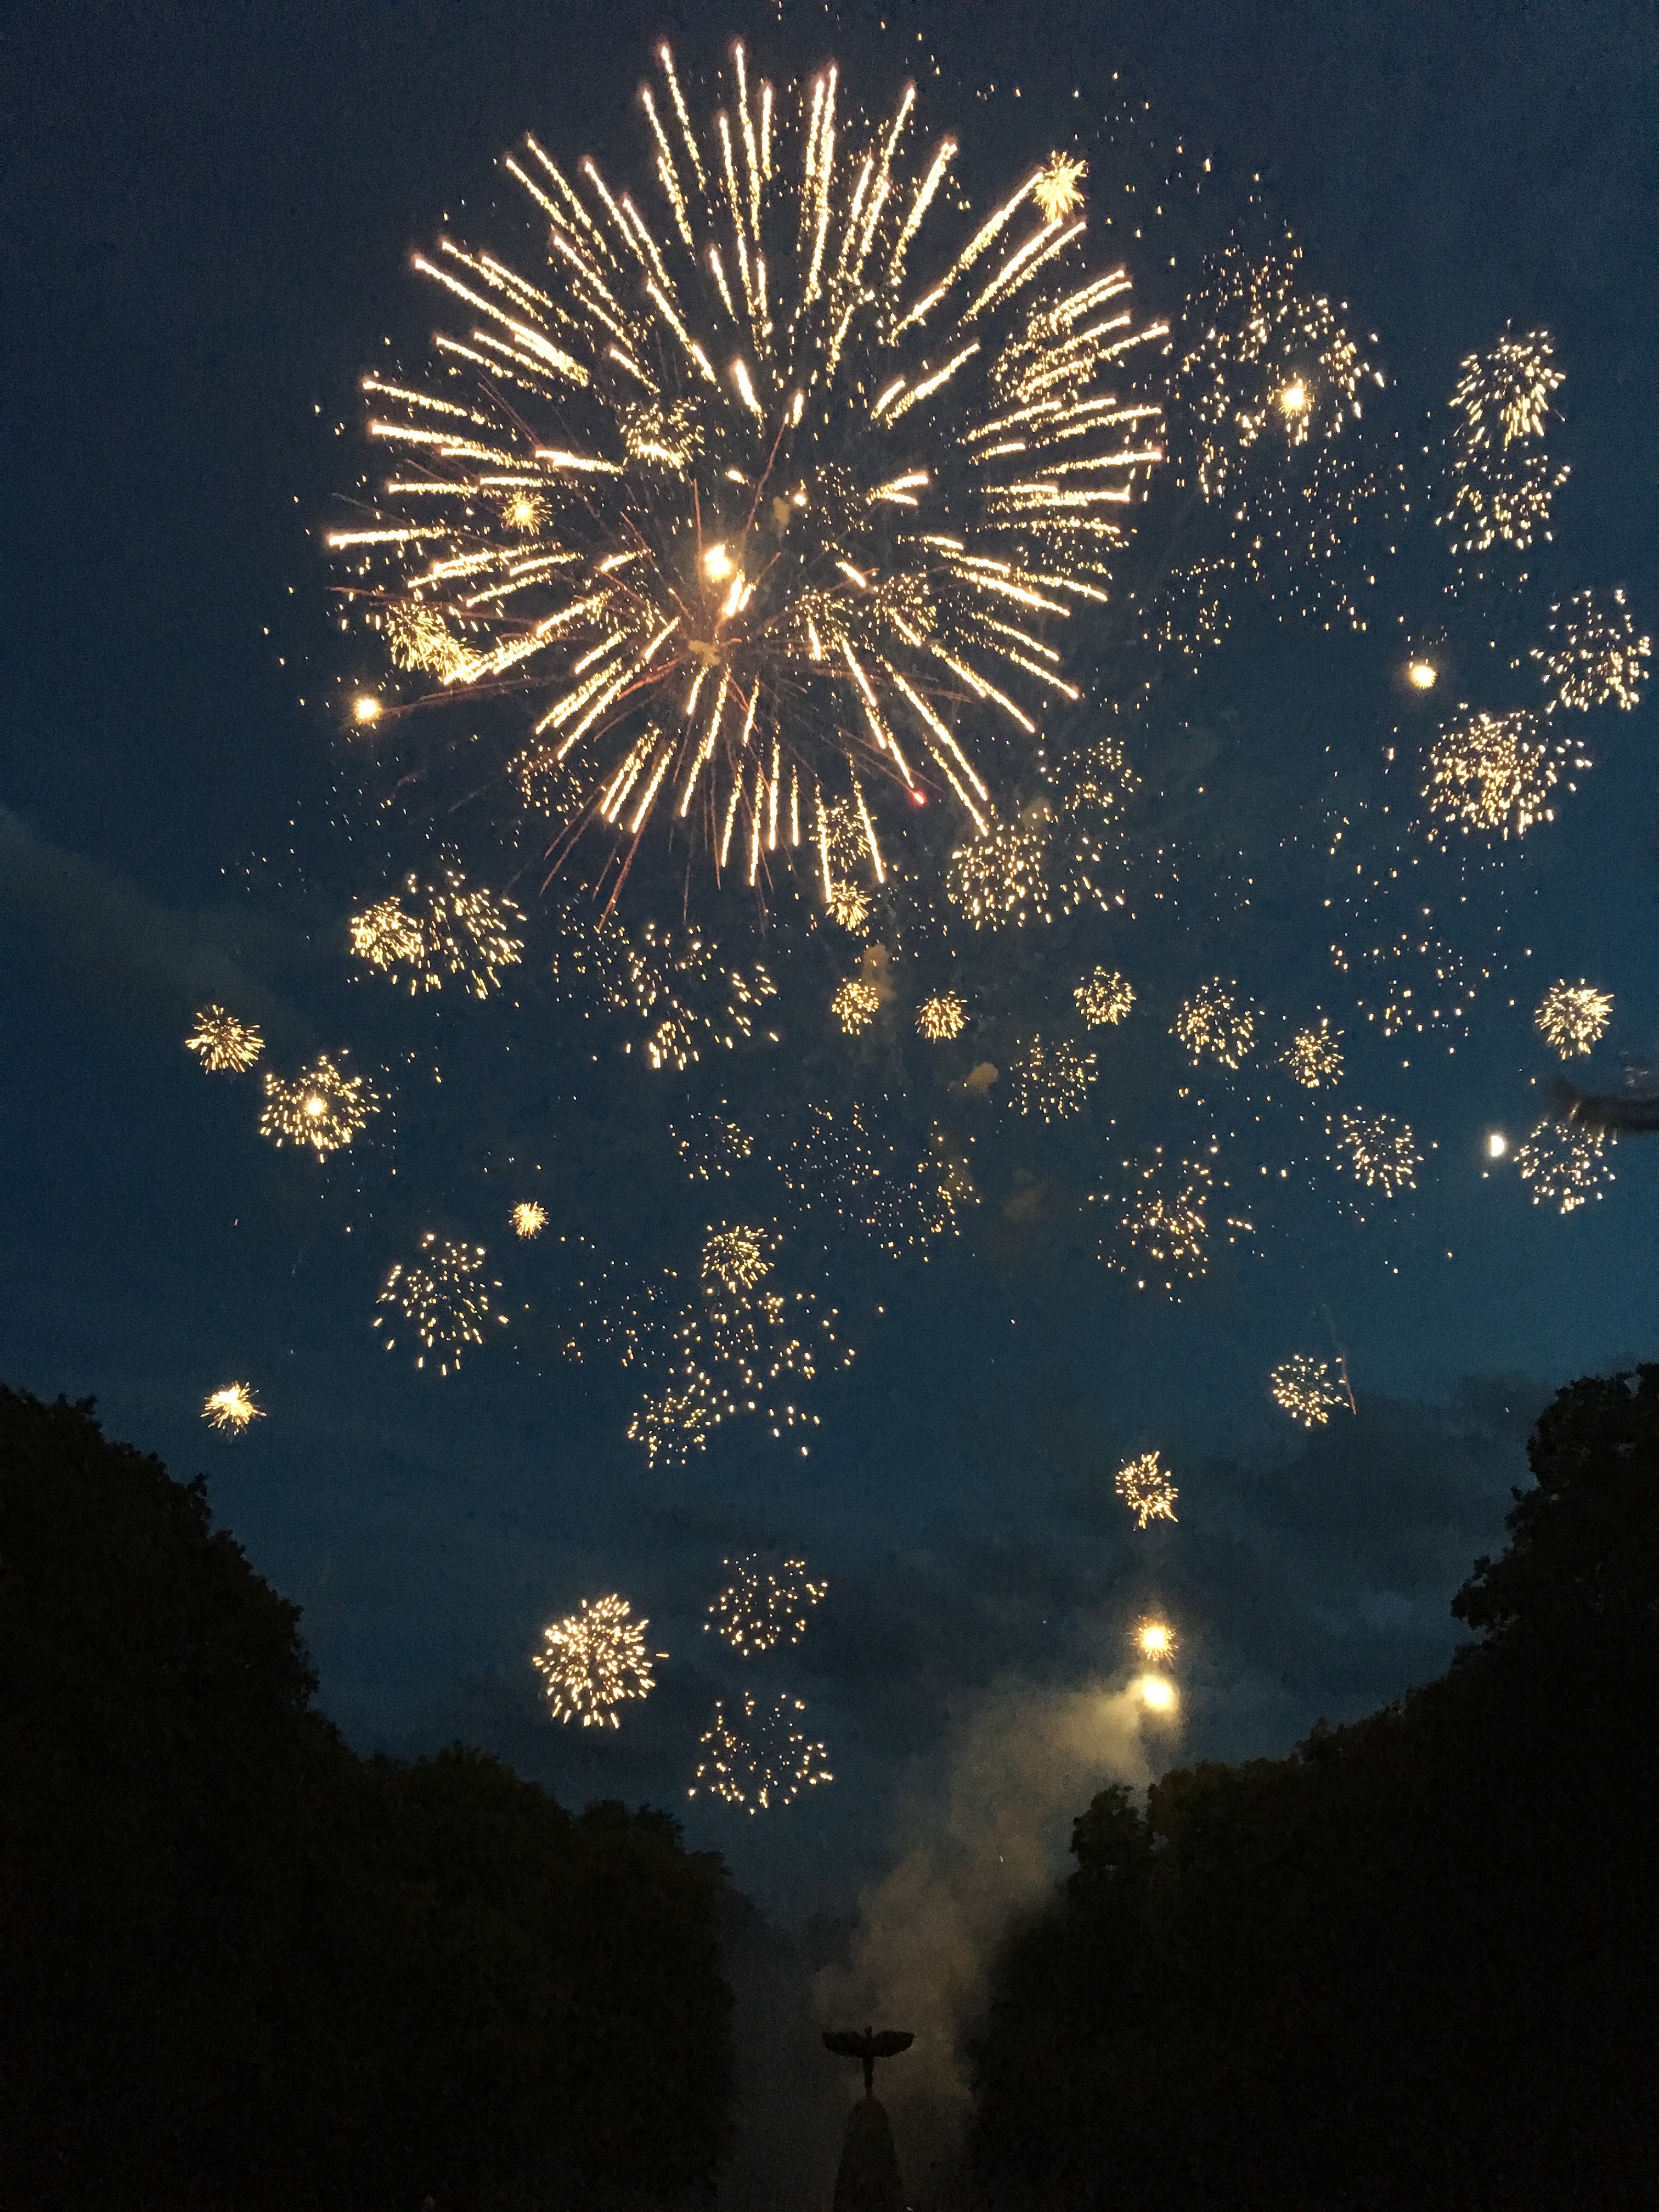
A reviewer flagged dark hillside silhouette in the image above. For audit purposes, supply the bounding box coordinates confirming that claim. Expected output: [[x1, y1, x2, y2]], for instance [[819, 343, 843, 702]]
[[972, 1366, 1659, 2212], [0, 1387, 731, 2211]]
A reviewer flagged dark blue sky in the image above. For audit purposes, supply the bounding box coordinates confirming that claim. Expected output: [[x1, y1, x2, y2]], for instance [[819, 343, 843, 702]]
[[3, 0, 1657, 1953]]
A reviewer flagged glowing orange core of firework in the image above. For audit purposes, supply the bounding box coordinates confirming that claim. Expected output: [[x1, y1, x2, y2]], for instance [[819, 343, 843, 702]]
[[1137, 1675, 1177, 1712], [1408, 660, 1438, 690], [1277, 380, 1308, 416], [1137, 1622, 1175, 1661], [353, 695, 382, 724]]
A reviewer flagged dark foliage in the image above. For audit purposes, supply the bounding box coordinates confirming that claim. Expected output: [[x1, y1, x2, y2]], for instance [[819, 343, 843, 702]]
[[971, 1367, 1659, 2211], [0, 1387, 731, 2211]]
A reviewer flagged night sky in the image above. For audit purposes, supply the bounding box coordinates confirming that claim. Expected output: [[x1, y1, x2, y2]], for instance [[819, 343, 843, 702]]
[[4, 2, 1657, 2112]]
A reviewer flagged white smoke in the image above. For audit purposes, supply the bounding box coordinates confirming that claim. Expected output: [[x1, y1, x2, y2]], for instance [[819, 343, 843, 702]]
[[813, 1679, 1159, 2208]]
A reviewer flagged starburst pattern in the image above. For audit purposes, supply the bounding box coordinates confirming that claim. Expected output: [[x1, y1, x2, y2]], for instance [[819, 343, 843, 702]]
[[706, 1554, 828, 1655], [916, 989, 968, 1040], [1442, 326, 1569, 554], [831, 975, 881, 1033], [1108, 1150, 1213, 1290], [1115, 1449, 1177, 1530], [533, 1594, 659, 1726], [827, 881, 873, 933], [1172, 980, 1255, 1069], [185, 1006, 265, 1074], [1268, 1354, 1346, 1427], [1533, 588, 1650, 714], [1006, 1035, 1097, 1121], [349, 869, 524, 997], [202, 1382, 264, 1433], [511, 1199, 550, 1238], [1283, 1018, 1343, 1088], [943, 814, 1051, 927], [1514, 1115, 1615, 1214], [329, 46, 1165, 901], [373, 1233, 505, 1373], [1330, 1109, 1420, 1197], [1534, 980, 1612, 1059], [1073, 967, 1133, 1028], [1423, 709, 1588, 841], [259, 1052, 380, 1158], [689, 1689, 832, 1812]]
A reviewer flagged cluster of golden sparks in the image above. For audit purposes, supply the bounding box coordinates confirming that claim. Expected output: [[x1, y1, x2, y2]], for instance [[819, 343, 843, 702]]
[[330, 45, 1164, 910], [690, 1689, 833, 1813], [511, 1199, 550, 1238], [1329, 1109, 1420, 1197], [1534, 980, 1612, 1059], [374, 1232, 506, 1373], [1514, 1116, 1615, 1215], [1115, 1449, 1178, 1530], [916, 988, 968, 1040], [1441, 327, 1569, 555], [1073, 966, 1133, 1028], [534, 1593, 662, 1725], [1006, 1034, 1097, 1121], [1172, 980, 1255, 1070], [1282, 1019, 1344, 1090], [349, 869, 525, 997], [1532, 588, 1650, 715], [187, 1006, 265, 1074], [1422, 708, 1588, 843], [706, 1553, 828, 1655], [1268, 1353, 1348, 1429], [259, 1052, 380, 1158], [1109, 1148, 1213, 1291], [201, 1381, 264, 1433]]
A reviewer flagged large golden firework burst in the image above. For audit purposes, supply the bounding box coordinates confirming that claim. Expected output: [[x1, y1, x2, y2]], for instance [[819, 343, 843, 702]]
[[330, 42, 1164, 905]]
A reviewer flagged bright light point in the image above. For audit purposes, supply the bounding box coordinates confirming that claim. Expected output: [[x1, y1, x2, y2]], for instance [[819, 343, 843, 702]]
[[1408, 660, 1438, 690], [304, 1094, 326, 1117], [1488, 1131, 1509, 1159], [352, 695, 382, 723], [1137, 1621, 1175, 1661], [1278, 380, 1307, 415], [1137, 1674, 1177, 1712], [703, 542, 732, 581]]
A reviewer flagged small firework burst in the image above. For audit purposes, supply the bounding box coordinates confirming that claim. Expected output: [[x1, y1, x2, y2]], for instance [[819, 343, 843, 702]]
[[1172, 980, 1255, 1069], [1007, 1035, 1097, 1121], [1283, 1019, 1344, 1089], [511, 1199, 549, 1239], [1074, 967, 1133, 1028], [533, 1594, 659, 1728], [1034, 150, 1088, 221], [374, 1233, 505, 1374], [1110, 1150, 1213, 1289], [831, 976, 881, 1034], [689, 1689, 832, 1813], [1268, 1353, 1347, 1427], [1423, 709, 1585, 841], [706, 1554, 828, 1656], [259, 1052, 380, 1158], [1330, 1109, 1421, 1197], [674, 1111, 755, 1180], [944, 816, 1051, 929], [1134, 1618, 1176, 1663], [701, 1222, 774, 1297], [185, 1006, 265, 1074], [1115, 1450, 1178, 1531], [827, 881, 873, 934], [916, 990, 968, 1041], [1533, 588, 1650, 714], [349, 868, 524, 998], [202, 1382, 264, 1434], [1442, 327, 1570, 554], [1534, 980, 1613, 1059], [1514, 1116, 1615, 1214]]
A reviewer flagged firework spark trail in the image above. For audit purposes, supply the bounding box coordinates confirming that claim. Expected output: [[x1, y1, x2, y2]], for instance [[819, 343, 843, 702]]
[[349, 868, 524, 996], [1515, 1115, 1615, 1214], [1073, 967, 1133, 1027], [259, 1052, 381, 1157], [186, 1006, 264, 1073], [329, 43, 1165, 906], [689, 1688, 832, 1810], [1534, 980, 1612, 1059], [202, 1382, 264, 1432], [1330, 1109, 1420, 1197], [1282, 1019, 1342, 1088], [1533, 588, 1650, 714], [534, 1594, 661, 1725], [1422, 709, 1590, 842], [1441, 327, 1570, 555]]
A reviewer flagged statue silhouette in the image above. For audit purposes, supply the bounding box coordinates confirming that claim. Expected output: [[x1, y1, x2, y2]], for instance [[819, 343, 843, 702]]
[[823, 2027, 913, 2212]]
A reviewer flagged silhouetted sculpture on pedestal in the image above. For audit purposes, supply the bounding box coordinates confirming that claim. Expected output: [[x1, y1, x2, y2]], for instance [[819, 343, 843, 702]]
[[823, 2028, 913, 2212]]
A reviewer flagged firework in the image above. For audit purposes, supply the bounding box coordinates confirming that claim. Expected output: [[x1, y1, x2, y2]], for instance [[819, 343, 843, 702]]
[[560, 1251, 680, 1370], [1115, 1449, 1177, 1531], [185, 1006, 264, 1074], [259, 1051, 380, 1158], [944, 814, 1051, 927], [1268, 1353, 1346, 1428], [781, 1100, 959, 1255], [1534, 980, 1612, 1059], [349, 868, 524, 997], [702, 1221, 774, 1295], [1533, 588, 1650, 714], [706, 1553, 828, 1655], [1006, 1035, 1096, 1121], [1074, 967, 1133, 1028], [1441, 327, 1569, 554], [827, 881, 873, 933], [511, 1199, 550, 1238], [1282, 1018, 1343, 1089], [1172, 980, 1255, 1069], [1133, 1618, 1176, 1662], [373, 1232, 505, 1373], [533, 1594, 659, 1726], [202, 1382, 264, 1434], [1514, 1115, 1615, 1214], [1330, 1109, 1420, 1197], [330, 46, 1165, 901], [1043, 733, 1136, 915], [1109, 1149, 1212, 1289], [689, 1689, 832, 1812], [831, 975, 882, 1034], [1422, 709, 1587, 841], [916, 989, 968, 1040]]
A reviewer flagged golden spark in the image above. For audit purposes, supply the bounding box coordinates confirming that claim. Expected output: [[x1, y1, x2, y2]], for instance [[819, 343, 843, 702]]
[[202, 1382, 264, 1434], [185, 1006, 265, 1074], [1268, 1353, 1347, 1428], [1515, 1116, 1615, 1214], [1033, 151, 1088, 222], [1172, 979, 1255, 1069], [1330, 1109, 1420, 1197], [1115, 1449, 1177, 1530], [511, 1199, 550, 1238], [259, 1052, 379, 1158], [831, 975, 882, 1033], [1532, 588, 1650, 714], [1423, 708, 1587, 841], [534, 1594, 659, 1726], [1283, 1018, 1343, 1089], [1534, 980, 1612, 1059], [706, 1554, 828, 1656], [916, 989, 968, 1040], [373, 1233, 506, 1373], [689, 1689, 832, 1812], [1073, 966, 1133, 1027], [349, 869, 524, 997]]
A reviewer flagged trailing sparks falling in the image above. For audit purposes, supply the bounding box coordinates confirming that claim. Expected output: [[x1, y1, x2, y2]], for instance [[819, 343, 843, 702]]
[[1115, 1449, 1178, 1530], [186, 1006, 265, 1074], [689, 1689, 833, 1812], [1534, 981, 1612, 1059], [706, 1554, 828, 1655], [374, 1232, 505, 1373], [202, 1382, 264, 1433], [349, 870, 525, 996], [534, 1594, 660, 1726], [329, 41, 1164, 905], [259, 1052, 380, 1158]]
